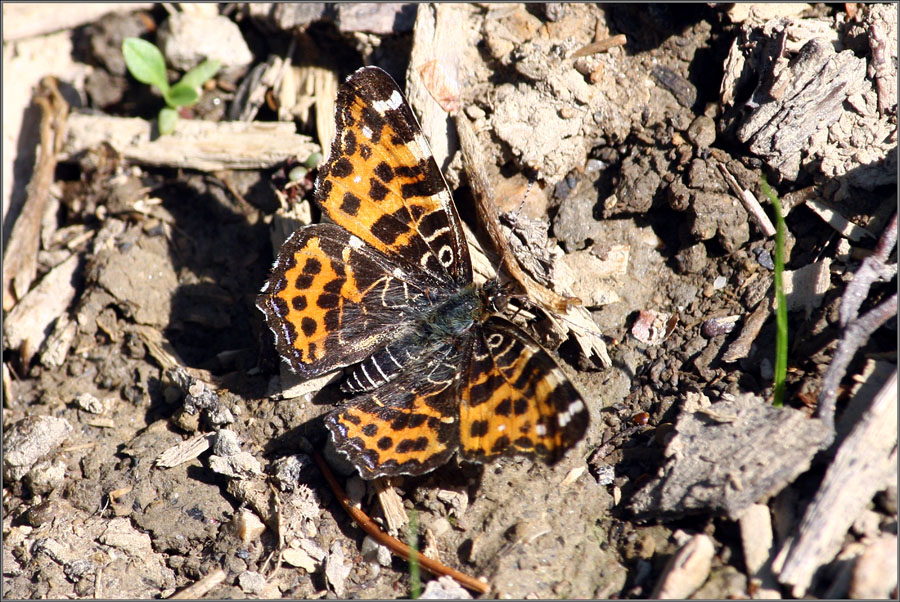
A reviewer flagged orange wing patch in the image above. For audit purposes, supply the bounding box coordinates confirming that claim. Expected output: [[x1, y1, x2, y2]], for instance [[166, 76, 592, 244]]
[[258, 224, 426, 378]]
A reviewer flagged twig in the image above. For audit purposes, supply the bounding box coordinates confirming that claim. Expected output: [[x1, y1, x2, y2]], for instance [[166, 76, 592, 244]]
[[313, 452, 489, 595], [455, 113, 576, 313], [168, 568, 227, 599], [3, 76, 69, 310], [716, 160, 776, 236], [572, 34, 627, 57], [817, 292, 898, 436], [839, 212, 897, 327]]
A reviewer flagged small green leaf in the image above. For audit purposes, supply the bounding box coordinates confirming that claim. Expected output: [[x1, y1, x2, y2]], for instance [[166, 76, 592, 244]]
[[165, 83, 200, 108], [179, 59, 221, 90], [158, 107, 178, 135], [304, 152, 323, 169], [122, 37, 169, 94], [288, 165, 308, 181]]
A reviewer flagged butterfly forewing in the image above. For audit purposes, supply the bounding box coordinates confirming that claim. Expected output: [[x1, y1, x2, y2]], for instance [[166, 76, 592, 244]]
[[316, 67, 472, 285], [257, 223, 435, 377]]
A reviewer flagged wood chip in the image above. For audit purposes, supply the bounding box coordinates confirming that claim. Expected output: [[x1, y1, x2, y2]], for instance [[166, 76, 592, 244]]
[[4, 253, 81, 366], [782, 258, 831, 315], [805, 198, 874, 241], [169, 568, 226, 599], [721, 300, 771, 363], [3, 77, 68, 310], [155, 433, 215, 468], [60, 113, 319, 171], [374, 478, 408, 534]]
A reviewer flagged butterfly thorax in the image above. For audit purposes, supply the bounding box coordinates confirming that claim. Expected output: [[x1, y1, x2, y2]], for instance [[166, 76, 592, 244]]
[[423, 283, 481, 339]]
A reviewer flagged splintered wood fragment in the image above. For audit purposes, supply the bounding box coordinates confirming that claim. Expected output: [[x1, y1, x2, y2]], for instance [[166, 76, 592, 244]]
[[168, 568, 227, 599], [714, 160, 776, 237], [156, 433, 216, 468], [4, 253, 81, 366], [456, 113, 610, 367], [805, 198, 874, 241], [456, 113, 574, 314], [313, 452, 489, 595], [572, 34, 627, 57], [374, 478, 409, 533], [60, 113, 318, 171], [778, 371, 898, 597], [721, 299, 771, 363], [3, 77, 68, 310]]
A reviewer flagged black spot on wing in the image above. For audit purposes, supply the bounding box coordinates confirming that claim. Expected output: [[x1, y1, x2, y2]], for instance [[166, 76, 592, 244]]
[[341, 192, 361, 216]]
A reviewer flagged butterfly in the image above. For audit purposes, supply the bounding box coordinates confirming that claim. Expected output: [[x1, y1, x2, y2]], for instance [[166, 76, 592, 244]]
[[257, 66, 588, 478]]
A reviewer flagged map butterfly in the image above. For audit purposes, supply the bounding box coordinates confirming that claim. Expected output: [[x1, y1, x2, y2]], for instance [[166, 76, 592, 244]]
[[257, 66, 588, 478]]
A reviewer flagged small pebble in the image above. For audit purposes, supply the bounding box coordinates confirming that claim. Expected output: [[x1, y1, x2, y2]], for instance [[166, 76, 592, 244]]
[[701, 315, 740, 338], [754, 247, 775, 270], [686, 115, 716, 148], [74, 392, 104, 414], [212, 429, 241, 456], [585, 158, 607, 174]]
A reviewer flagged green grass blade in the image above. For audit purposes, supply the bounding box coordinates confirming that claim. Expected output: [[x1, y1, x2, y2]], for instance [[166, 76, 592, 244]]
[[408, 509, 421, 598], [760, 175, 788, 406]]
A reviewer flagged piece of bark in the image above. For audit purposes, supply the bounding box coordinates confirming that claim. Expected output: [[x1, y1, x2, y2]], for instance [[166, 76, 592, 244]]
[[60, 113, 318, 171], [735, 35, 867, 181], [4, 253, 82, 366], [3, 77, 68, 310], [777, 371, 897, 597], [628, 393, 829, 520]]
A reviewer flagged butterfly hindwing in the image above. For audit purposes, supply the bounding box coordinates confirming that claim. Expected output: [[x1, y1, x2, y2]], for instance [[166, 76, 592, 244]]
[[325, 342, 465, 478], [459, 317, 589, 464]]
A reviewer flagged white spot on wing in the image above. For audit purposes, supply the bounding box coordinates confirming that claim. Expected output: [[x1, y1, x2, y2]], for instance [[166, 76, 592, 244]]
[[373, 90, 403, 112], [362, 125, 373, 140], [497, 424, 506, 432], [536, 424, 547, 436], [349, 236, 365, 249], [438, 245, 454, 266], [557, 400, 585, 428]]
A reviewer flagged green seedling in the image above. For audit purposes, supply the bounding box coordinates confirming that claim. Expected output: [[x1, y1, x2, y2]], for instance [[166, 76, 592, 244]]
[[760, 175, 788, 407], [122, 37, 221, 135]]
